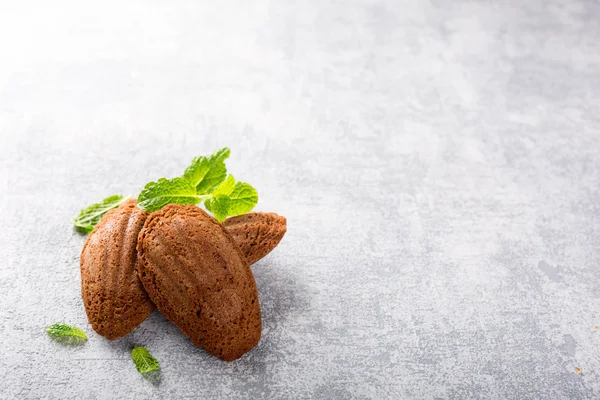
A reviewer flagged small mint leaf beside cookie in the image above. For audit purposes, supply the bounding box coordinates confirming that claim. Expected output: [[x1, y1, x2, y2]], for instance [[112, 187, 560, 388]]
[[131, 346, 160, 377], [46, 323, 88, 345], [74, 194, 130, 233]]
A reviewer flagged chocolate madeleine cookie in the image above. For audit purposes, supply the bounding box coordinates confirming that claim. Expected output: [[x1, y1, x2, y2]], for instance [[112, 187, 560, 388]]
[[223, 212, 286, 265], [137, 204, 261, 361], [80, 199, 155, 339]]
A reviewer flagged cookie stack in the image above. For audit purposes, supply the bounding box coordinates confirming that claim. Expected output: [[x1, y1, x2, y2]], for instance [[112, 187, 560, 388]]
[[80, 200, 286, 361]]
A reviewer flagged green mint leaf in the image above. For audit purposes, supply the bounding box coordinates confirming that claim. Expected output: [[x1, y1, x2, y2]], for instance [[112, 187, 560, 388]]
[[183, 147, 231, 195], [136, 149, 258, 218], [132, 346, 160, 376], [205, 175, 258, 222], [46, 323, 88, 345], [204, 175, 237, 221], [137, 177, 204, 213], [227, 182, 259, 214], [211, 174, 236, 196], [74, 194, 129, 234], [204, 195, 231, 222]]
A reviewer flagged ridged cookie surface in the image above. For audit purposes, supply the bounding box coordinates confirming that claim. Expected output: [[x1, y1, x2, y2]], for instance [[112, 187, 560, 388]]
[[223, 213, 287, 265], [80, 199, 155, 339], [137, 204, 261, 361]]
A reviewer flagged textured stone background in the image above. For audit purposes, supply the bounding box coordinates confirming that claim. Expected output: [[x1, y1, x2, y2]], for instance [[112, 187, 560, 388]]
[[1, 1, 599, 399]]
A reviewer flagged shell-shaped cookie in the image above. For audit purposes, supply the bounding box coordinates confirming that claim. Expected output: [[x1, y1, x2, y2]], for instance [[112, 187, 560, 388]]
[[137, 204, 262, 361], [223, 213, 287, 265], [80, 199, 155, 339]]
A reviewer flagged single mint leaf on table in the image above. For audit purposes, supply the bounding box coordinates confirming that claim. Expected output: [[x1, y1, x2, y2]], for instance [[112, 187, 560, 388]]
[[204, 175, 258, 222], [74, 194, 130, 233], [137, 177, 204, 213], [132, 346, 160, 377], [183, 147, 230, 194], [46, 323, 88, 344]]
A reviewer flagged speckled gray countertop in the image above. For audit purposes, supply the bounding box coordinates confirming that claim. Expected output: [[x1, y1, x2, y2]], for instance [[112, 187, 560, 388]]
[[1, 1, 599, 399]]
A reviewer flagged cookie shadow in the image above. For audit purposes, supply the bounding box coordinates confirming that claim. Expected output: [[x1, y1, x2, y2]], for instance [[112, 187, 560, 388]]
[[121, 256, 310, 367], [98, 311, 171, 386], [246, 257, 311, 362]]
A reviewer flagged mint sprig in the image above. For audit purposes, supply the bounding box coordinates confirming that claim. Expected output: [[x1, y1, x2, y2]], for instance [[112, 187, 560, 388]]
[[46, 323, 88, 345], [74, 147, 259, 230], [137, 148, 258, 220], [74, 195, 130, 233], [138, 173, 258, 221]]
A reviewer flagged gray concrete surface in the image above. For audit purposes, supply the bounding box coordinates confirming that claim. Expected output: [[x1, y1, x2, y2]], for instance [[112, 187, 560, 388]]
[[1, 1, 600, 399]]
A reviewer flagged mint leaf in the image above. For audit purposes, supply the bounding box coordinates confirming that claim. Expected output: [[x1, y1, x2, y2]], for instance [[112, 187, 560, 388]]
[[204, 195, 231, 222], [136, 149, 258, 219], [227, 182, 259, 214], [46, 323, 88, 345], [205, 175, 258, 222], [137, 178, 204, 213], [211, 174, 236, 196], [132, 346, 160, 376], [74, 194, 129, 233], [183, 147, 230, 195]]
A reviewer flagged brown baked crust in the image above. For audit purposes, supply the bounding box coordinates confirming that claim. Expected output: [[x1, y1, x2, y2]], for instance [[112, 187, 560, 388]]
[[80, 199, 155, 339], [223, 213, 287, 265], [137, 204, 261, 361]]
